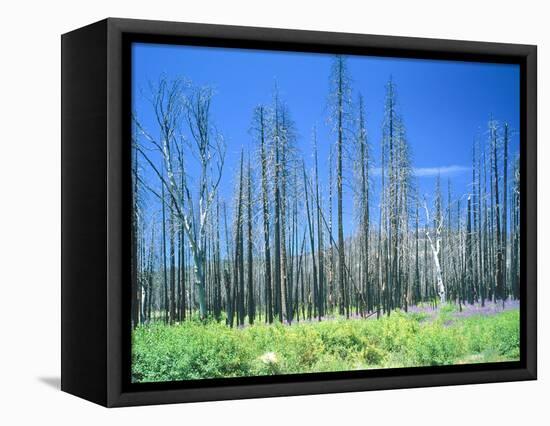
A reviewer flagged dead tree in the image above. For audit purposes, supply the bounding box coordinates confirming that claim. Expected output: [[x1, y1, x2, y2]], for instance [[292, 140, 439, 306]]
[[134, 78, 225, 320]]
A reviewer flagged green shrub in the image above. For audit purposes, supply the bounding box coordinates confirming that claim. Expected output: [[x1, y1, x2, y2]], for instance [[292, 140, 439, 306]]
[[406, 324, 467, 366], [132, 321, 254, 381], [316, 320, 367, 358], [132, 307, 520, 382], [362, 345, 387, 365], [462, 310, 520, 359], [378, 312, 419, 352]]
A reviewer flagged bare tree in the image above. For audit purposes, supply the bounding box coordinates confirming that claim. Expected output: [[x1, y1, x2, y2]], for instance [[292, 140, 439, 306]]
[[423, 195, 446, 304], [246, 154, 255, 324], [252, 105, 274, 323], [329, 55, 353, 318], [354, 94, 370, 312], [134, 78, 225, 320]]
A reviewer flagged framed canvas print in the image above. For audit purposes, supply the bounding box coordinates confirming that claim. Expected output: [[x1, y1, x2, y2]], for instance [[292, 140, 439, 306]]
[[61, 18, 537, 407]]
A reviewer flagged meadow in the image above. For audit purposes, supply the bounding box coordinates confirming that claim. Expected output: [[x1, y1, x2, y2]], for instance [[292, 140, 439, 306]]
[[132, 302, 519, 382]]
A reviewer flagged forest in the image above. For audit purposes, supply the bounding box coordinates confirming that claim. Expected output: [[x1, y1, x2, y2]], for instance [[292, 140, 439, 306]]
[[131, 53, 520, 381]]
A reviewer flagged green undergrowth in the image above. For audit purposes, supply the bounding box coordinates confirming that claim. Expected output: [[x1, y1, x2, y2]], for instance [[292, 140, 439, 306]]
[[132, 308, 519, 382]]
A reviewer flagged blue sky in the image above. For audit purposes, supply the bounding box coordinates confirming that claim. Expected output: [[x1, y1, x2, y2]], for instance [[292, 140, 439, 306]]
[[132, 42, 519, 231]]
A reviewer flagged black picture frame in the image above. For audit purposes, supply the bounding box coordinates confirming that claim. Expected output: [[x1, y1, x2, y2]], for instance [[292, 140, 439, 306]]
[[61, 17, 537, 407]]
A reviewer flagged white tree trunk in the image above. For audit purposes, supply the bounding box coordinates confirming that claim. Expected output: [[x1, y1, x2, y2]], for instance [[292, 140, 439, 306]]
[[423, 202, 446, 304], [428, 239, 445, 304]]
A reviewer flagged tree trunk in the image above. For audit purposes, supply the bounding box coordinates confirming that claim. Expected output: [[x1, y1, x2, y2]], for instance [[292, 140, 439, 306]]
[[336, 58, 347, 318], [247, 156, 255, 324]]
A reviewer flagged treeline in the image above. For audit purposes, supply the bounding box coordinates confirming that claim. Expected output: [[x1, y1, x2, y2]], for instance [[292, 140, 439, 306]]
[[131, 56, 520, 328]]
